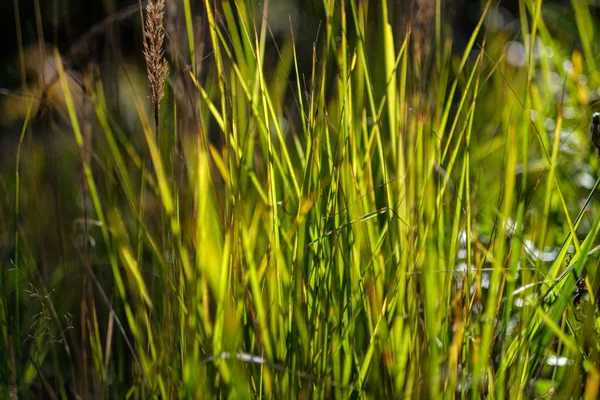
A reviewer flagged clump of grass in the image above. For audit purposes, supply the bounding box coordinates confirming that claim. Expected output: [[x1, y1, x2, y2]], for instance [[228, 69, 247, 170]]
[[3, 0, 600, 398]]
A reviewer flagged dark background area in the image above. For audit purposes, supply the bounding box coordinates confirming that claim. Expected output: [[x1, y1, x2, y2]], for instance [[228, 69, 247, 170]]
[[0, 0, 490, 86], [0, 0, 587, 103]]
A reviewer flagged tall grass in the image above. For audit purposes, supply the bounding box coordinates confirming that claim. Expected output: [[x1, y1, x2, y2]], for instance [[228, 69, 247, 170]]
[[2, 0, 600, 398]]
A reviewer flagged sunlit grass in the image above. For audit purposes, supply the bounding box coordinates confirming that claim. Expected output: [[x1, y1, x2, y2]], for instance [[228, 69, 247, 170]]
[[2, 0, 600, 398]]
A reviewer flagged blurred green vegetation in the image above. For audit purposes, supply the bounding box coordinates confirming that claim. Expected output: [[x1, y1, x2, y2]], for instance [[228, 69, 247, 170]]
[[2, 0, 600, 398]]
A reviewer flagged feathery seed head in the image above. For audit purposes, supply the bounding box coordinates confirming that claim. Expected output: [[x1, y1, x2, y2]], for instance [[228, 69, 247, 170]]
[[143, 0, 168, 113]]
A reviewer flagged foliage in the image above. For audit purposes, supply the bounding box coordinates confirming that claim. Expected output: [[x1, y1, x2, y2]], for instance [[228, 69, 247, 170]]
[[2, 0, 600, 398]]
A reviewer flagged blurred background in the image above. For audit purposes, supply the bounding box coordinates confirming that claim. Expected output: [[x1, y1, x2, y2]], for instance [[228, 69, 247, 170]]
[[0, 0, 585, 132]]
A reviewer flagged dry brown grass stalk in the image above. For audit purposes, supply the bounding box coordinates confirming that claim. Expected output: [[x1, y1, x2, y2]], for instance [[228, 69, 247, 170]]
[[143, 0, 169, 133]]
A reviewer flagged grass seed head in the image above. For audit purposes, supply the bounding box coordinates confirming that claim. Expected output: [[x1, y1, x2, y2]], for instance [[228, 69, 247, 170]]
[[143, 0, 168, 113]]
